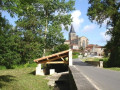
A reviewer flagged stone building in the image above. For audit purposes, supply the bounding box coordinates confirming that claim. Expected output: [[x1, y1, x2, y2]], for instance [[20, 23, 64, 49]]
[[64, 25, 89, 50], [86, 44, 104, 56]]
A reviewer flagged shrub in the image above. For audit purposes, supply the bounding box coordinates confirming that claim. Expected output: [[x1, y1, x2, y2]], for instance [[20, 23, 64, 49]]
[[52, 44, 69, 54], [103, 58, 109, 68], [72, 52, 80, 55], [73, 55, 78, 59], [0, 65, 6, 70]]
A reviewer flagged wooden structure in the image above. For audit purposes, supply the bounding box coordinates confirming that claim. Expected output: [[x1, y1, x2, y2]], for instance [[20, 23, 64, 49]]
[[34, 49, 72, 75], [34, 49, 72, 65]]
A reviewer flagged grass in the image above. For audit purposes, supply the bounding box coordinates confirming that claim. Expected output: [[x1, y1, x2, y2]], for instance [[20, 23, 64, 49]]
[[0, 67, 52, 90], [72, 52, 79, 59], [82, 57, 100, 62], [72, 54, 79, 59], [105, 67, 120, 71], [82, 57, 108, 62]]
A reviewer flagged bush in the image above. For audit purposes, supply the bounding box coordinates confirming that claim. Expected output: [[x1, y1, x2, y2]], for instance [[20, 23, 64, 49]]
[[72, 52, 79, 55], [73, 55, 79, 59], [103, 58, 109, 68], [0, 65, 6, 70], [52, 44, 69, 54]]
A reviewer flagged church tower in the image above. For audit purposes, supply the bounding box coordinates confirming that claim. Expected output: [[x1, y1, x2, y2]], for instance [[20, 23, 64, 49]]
[[69, 25, 76, 41]]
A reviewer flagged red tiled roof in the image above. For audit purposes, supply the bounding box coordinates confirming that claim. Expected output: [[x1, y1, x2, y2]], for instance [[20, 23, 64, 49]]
[[86, 44, 103, 48], [70, 44, 78, 46]]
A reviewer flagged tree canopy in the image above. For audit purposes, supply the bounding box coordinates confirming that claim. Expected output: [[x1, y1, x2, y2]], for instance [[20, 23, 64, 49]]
[[0, 0, 75, 68], [87, 0, 120, 67]]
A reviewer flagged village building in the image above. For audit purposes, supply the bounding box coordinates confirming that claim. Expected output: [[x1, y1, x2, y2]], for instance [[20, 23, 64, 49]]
[[86, 44, 104, 56], [64, 25, 89, 50], [64, 25, 104, 56]]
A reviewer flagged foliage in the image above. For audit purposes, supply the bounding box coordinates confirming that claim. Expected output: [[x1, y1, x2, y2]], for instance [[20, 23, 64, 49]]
[[72, 55, 79, 59], [0, 17, 43, 68], [87, 0, 120, 67], [13, 0, 75, 50], [0, 67, 52, 90], [72, 52, 80, 55], [72, 52, 79, 59], [52, 44, 69, 54], [0, 18, 21, 68], [46, 25, 65, 49], [0, 0, 75, 68], [0, 66, 6, 70]]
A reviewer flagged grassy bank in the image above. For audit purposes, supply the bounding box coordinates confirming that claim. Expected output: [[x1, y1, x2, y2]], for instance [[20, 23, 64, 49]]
[[82, 57, 120, 71], [82, 57, 108, 67], [105, 67, 120, 71], [72, 52, 79, 59], [0, 67, 52, 90]]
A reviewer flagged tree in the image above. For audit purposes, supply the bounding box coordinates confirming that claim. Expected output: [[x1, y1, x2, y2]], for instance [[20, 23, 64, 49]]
[[15, 0, 75, 56], [52, 44, 69, 54], [0, 0, 75, 68], [0, 17, 22, 68], [87, 0, 120, 67]]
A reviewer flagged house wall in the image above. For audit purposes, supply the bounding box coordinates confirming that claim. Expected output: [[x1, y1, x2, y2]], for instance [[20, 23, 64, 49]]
[[64, 41, 70, 45], [94, 48, 104, 56], [78, 37, 88, 49]]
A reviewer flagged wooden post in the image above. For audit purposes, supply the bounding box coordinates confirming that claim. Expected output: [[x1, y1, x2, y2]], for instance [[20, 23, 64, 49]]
[[69, 49, 73, 66]]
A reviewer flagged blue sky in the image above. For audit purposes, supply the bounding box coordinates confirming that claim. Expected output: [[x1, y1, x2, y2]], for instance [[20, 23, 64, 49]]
[[63, 0, 110, 46], [2, 0, 110, 46]]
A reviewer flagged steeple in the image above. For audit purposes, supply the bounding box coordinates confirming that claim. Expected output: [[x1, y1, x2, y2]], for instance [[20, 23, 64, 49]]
[[70, 24, 75, 33]]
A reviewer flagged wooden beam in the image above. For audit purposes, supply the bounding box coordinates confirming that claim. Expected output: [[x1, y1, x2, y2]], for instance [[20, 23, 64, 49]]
[[34, 50, 70, 62], [39, 55, 68, 63], [61, 57, 65, 61], [40, 61, 69, 64]]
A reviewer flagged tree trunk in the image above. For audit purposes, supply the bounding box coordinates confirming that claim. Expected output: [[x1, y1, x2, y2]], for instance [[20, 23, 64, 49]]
[[43, 13, 48, 56]]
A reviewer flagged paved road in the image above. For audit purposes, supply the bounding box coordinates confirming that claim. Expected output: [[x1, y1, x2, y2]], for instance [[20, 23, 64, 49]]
[[73, 59, 120, 90]]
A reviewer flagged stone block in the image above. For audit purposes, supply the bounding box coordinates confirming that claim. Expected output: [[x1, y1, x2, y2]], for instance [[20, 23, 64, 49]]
[[100, 61, 103, 68], [50, 69, 55, 75], [69, 49, 73, 66], [36, 67, 44, 75]]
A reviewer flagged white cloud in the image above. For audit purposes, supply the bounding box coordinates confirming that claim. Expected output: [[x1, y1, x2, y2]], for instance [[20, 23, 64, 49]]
[[103, 18, 110, 26], [82, 24, 96, 32], [100, 30, 111, 41], [71, 10, 84, 32]]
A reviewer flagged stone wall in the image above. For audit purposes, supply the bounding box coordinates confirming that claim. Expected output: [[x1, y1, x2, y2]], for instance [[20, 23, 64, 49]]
[[85, 61, 103, 68]]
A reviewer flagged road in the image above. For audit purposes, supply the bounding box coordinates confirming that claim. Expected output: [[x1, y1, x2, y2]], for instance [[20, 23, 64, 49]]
[[73, 58, 120, 90]]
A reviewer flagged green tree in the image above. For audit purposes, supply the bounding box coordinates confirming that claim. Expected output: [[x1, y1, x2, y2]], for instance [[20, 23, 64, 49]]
[[0, 17, 22, 68], [0, 0, 75, 68], [46, 24, 65, 49], [13, 0, 75, 56], [87, 0, 120, 67], [52, 44, 69, 54]]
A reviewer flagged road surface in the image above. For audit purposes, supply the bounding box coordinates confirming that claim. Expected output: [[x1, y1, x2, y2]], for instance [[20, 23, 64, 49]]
[[73, 58, 120, 90]]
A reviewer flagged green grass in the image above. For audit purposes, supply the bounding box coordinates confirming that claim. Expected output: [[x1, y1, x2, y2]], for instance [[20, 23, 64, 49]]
[[0, 66, 6, 70], [0, 67, 52, 90], [0, 63, 38, 70], [82, 57, 102, 62], [72, 55, 79, 59], [105, 67, 120, 71]]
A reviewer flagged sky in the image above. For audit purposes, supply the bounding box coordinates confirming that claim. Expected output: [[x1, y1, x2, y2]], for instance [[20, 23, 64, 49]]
[[1, 0, 110, 46], [63, 0, 111, 46]]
